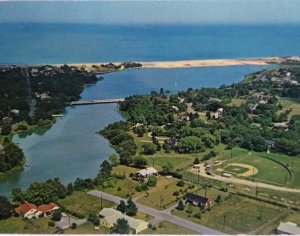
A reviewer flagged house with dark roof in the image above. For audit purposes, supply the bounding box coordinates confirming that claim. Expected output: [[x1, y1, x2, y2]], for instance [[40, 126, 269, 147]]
[[185, 192, 212, 209]]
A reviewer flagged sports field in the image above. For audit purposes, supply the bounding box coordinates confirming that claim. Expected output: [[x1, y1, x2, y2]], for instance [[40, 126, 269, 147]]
[[215, 148, 300, 188]]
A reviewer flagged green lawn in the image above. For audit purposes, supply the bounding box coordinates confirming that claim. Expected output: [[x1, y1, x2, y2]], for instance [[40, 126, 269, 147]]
[[172, 195, 287, 234], [137, 176, 187, 209], [97, 165, 144, 199], [228, 98, 246, 107], [143, 221, 198, 234], [215, 148, 295, 187], [0, 216, 54, 234], [57, 191, 115, 216], [63, 221, 110, 234], [278, 97, 300, 117]]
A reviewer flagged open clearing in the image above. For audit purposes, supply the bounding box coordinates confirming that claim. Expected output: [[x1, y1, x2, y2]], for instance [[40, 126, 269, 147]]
[[172, 195, 288, 234], [57, 191, 115, 216], [215, 148, 293, 187], [278, 97, 300, 117]]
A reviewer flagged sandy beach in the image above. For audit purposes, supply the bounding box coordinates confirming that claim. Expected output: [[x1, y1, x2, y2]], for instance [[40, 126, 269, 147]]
[[62, 57, 284, 70], [138, 58, 281, 68]]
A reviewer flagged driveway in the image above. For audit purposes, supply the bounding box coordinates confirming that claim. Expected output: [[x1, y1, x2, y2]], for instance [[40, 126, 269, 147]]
[[55, 216, 87, 229], [88, 190, 224, 235]]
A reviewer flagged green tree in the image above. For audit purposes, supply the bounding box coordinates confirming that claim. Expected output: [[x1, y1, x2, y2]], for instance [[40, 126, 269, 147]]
[[109, 154, 119, 166], [51, 209, 62, 221], [162, 162, 173, 174], [176, 200, 185, 211], [116, 200, 126, 214], [11, 187, 25, 203], [112, 218, 130, 234], [126, 199, 138, 216], [193, 157, 200, 164], [146, 175, 157, 187], [177, 136, 204, 153], [25, 182, 59, 205], [142, 143, 157, 155], [67, 183, 74, 195], [133, 156, 148, 168], [0, 195, 12, 220]]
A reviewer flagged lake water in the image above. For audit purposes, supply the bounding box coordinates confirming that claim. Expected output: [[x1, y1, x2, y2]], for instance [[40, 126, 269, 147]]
[[0, 65, 269, 196], [0, 23, 299, 196]]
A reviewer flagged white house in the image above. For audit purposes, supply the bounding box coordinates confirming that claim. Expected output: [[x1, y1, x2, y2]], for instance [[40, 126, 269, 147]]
[[98, 208, 148, 234], [277, 222, 300, 235]]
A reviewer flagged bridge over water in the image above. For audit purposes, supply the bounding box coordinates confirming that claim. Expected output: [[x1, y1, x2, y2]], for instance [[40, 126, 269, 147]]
[[67, 98, 125, 106]]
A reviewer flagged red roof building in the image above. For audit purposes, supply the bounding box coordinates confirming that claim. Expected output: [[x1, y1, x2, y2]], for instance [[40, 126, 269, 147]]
[[36, 203, 59, 214], [15, 203, 36, 215]]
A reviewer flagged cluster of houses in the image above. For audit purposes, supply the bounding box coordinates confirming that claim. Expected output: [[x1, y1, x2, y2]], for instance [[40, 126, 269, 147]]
[[14, 202, 59, 219], [0, 65, 16, 73], [256, 67, 299, 87]]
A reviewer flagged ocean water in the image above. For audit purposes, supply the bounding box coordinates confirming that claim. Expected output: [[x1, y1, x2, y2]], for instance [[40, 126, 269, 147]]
[[0, 23, 300, 64], [0, 23, 298, 196]]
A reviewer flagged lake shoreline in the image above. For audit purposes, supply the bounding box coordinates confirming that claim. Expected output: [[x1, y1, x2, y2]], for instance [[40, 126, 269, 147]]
[[2, 56, 291, 70]]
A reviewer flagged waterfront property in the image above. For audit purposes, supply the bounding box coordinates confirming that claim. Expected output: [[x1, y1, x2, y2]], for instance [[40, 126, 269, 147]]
[[185, 192, 212, 209], [14, 202, 59, 219], [130, 167, 158, 180], [98, 208, 148, 234]]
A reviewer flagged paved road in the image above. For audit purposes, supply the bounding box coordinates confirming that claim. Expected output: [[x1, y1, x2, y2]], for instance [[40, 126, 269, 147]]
[[88, 190, 224, 235]]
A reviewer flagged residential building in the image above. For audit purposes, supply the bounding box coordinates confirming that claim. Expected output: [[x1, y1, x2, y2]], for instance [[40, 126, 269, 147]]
[[98, 208, 148, 234], [131, 167, 158, 180], [277, 222, 300, 235], [185, 192, 212, 209]]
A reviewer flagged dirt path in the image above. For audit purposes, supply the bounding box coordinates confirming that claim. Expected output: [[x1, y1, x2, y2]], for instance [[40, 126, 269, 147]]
[[190, 164, 300, 193]]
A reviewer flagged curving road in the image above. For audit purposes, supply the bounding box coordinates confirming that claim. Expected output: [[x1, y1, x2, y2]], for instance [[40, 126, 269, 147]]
[[88, 190, 224, 235]]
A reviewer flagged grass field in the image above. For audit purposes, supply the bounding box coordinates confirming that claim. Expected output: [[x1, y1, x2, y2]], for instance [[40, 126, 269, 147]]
[[228, 98, 246, 107], [0, 216, 54, 234], [136, 176, 185, 209], [214, 148, 295, 187], [143, 221, 198, 234], [57, 191, 115, 216], [172, 195, 288, 234], [63, 222, 110, 234], [278, 97, 300, 117]]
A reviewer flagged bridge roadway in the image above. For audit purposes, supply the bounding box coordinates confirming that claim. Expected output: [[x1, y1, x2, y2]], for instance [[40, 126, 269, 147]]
[[67, 98, 125, 106]]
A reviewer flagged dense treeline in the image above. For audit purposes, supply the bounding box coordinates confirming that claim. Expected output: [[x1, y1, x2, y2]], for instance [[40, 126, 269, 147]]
[[0, 68, 29, 121], [9, 160, 115, 207], [30, 66, 99, 122], [113, 67, 300, 157], [100, 121, 138, 165], [0, 143, 25, 172]]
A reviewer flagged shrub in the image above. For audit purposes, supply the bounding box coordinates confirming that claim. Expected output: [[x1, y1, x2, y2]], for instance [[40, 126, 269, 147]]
[[194, 212, 201, 219], [176, 200, 185, 211], [176, 180, 185, 187], [48, 221, 55, 227], [117, 187, 121, 191], [71, 223, 77, 229], [215, 195, 222, 203], [193, 157, 200, 164], [173, 191, 179, 196]]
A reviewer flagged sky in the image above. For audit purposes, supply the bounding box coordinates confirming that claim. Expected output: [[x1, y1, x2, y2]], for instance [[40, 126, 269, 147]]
[[0, 0, 300, 25]]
